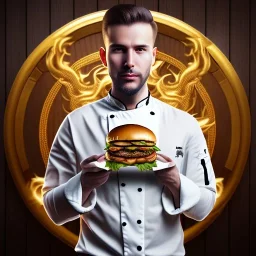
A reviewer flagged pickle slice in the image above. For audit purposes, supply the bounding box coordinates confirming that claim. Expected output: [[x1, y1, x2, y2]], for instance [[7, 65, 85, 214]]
[[131, 141, 155, 146], [126, 146, 137, 151]]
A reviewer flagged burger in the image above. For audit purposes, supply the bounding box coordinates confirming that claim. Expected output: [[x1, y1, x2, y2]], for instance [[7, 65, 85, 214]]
[[104, 124, 160, 171]]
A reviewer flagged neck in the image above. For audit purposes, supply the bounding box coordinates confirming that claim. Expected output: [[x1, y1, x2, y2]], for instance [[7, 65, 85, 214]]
[[111, 86, 149, 110]]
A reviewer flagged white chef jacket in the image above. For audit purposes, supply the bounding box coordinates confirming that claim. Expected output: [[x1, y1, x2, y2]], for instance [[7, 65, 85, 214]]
[[42, 92, 216, 256]]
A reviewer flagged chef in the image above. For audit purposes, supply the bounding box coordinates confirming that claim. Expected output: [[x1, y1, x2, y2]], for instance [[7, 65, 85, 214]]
[[42, 4, 216, 256]]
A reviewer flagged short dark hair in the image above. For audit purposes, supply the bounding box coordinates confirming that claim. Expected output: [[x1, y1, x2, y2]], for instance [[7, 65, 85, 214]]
[[102, 4, 158, 45]]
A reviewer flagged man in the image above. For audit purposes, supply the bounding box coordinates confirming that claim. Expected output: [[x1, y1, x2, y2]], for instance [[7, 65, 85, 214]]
[[43, 4, 216, 256]]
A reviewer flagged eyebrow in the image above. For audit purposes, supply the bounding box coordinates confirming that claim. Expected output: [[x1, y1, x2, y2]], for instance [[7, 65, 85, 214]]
[[109, 44, 150, 48]]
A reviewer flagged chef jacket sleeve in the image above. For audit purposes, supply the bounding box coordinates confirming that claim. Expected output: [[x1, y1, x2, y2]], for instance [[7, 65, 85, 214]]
[[42, 115, 97, 225], [162, 116, 216, 221]]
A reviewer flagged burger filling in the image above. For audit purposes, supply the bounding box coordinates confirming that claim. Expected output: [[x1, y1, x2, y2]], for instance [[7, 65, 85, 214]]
[[105, 141, 160, 171]]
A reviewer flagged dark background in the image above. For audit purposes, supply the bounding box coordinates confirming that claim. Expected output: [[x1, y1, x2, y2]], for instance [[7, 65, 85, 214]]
[[1, 0, 255, 255]]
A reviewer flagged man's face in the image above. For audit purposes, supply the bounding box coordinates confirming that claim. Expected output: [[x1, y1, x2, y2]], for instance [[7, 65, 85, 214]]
[[100, 23, 157, 96]]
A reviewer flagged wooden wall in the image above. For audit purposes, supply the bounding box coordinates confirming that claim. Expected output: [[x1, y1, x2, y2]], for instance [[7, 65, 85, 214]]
[[1, 0, 255, 255]]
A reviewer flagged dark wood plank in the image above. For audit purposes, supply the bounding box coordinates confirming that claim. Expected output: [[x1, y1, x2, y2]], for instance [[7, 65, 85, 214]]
[[119, 0, 136, 5], [205, 208, 229, 256], [26, 1, 51, 255], [185, 233, 205, 256], [206, 0, 229, 58], [249, 0, 256, 255], [50, 0, 74, 33], [98, 0, 118, 10], [229, 0, 250, 255], [50, 236, 77, 256], [49, 1, 77, 255], [27, 0, 50, 55], [27, 213, 51, 256], [159, 0, 183, 20], [0, 0, 6, 255], [184, 0, 205, 34], [5, 0, 27, 255], [135, 0, 158, 11], [205, 0, 230, 255], [74, 0, 97, 18]]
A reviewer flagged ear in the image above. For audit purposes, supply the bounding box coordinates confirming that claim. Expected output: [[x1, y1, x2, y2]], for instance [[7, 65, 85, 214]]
[[99, 47, 107, 66], [152, 47, 157, 65]]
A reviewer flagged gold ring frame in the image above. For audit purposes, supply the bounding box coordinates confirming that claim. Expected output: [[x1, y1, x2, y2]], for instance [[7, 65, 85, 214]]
[[4, 10, 251, 247]]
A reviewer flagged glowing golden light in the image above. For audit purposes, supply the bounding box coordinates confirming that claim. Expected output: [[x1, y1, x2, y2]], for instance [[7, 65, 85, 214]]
[[29, 175, 45, 206], [40, 35, 216, 166], [216, 177, 224, 199]]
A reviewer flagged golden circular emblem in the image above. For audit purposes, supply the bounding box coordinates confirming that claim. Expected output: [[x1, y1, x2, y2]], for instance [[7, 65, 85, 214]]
[[4, 10, 251, 247]]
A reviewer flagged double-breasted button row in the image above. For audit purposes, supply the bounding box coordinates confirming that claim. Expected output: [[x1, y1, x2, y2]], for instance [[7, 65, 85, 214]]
[[121, 220, 142, 226], [109, 111, 155, 119], [120, 183, 142, 192]]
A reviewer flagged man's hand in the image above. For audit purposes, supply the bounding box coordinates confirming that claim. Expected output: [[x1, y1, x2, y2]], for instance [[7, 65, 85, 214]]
[[80, 154, 111, 203], [155, 153, 181, 209]]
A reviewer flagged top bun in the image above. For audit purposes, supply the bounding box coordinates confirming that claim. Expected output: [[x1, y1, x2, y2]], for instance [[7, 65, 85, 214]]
[[107, 124, 156, 143]]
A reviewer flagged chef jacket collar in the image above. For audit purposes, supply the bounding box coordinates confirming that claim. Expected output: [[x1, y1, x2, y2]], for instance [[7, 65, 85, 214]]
[[107, 90, 151, 110]]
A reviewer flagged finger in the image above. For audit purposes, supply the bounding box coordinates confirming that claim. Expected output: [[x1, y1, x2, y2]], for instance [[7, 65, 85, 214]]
[[157, 153, 173, 162], [97, 154, 106, 162], [83, 168, 109, 174], [81, 154, 103, 166], [156, 154, 168, 163]]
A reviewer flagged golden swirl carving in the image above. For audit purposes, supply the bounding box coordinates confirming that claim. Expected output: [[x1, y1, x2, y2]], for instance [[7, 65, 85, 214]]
[[40, 36, 215, 165]]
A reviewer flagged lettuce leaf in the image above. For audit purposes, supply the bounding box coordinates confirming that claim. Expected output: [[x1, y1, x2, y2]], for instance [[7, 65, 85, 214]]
[[105, 161, 129, 171], [152, 145, 161, 151], [104, 143, 110, 150], [135, 161, 157, 171], [105, 160, 157, 171]]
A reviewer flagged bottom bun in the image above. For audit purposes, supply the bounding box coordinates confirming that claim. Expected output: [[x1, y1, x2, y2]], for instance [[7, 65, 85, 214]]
[[105, 151, 157, 165]]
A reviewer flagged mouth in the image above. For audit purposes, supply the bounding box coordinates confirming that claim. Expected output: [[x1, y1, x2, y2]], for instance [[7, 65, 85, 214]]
[[120, 73, 139, 78]]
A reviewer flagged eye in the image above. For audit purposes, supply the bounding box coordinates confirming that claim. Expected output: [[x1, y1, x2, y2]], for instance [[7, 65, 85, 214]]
[[112, 47, 125, 53], [136, 47, 146, 52]]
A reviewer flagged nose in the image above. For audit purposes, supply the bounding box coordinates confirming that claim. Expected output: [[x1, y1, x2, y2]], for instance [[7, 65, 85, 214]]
[[124, 50, 134, 68]]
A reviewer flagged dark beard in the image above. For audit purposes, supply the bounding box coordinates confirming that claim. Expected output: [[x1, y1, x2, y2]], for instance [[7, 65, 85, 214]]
[[116, 67, 151, 96]]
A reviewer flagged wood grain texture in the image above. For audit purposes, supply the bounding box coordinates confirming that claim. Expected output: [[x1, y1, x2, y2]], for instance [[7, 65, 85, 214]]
[[97, 0, 118, 10], [5, 0, 28, 255], [229, 0, 250, 255], [185, 233, 205, 256], [50, 0, 74, 33], [27, 0, 50, 55], [184, 0, 205, 34], [206, 208, 230, 256], [26, 1, 51, 255], [249, 0, 256, 255], [48, 0, 77, 255], [74, 0, 97, 18], [119, 0, 136, 5], [205, 0, 230, 255], [135, 0, 158, 11], [159, 0, 183, 20], [0, 0, 6, 255], [206, 0, 229, 58]]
